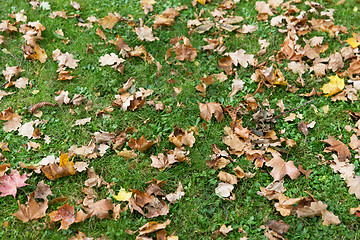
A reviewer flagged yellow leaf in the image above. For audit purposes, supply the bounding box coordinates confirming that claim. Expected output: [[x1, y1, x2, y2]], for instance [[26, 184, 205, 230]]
[[113, 188, 132, 201], [321, 75, 345, 97], [59, 153, 76, 175], [197, 0, 205, 5], [346, 38, 360, 48]]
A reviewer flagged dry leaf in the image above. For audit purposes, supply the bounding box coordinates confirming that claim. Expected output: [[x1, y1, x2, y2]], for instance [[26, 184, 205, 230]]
[[199, 102, 224, 122], [13, 197, 48, 223]]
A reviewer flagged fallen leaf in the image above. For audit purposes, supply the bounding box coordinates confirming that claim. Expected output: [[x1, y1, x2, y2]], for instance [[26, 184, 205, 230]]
[[321, 75, 345, 97], [215, 182, 234, 198], [266, 220, 290, 236], [0, 169, 28, 197], [218, 171, 238, 185], [265, 153, 300, 181], [321, 136, 351, 161], [32, 180, 53, 200], [128, 136, 154, 152], [85, 199, 114, 219], [71, 117, 91, 127], [199, 102, 224, 122], [165, 182, 184, 203], [13, 197, 48, 223], [138, 219, 171, 236], [113, 188, 132, 201]]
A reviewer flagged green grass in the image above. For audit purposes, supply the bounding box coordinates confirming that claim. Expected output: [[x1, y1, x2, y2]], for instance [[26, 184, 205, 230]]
[[0, 0, 360, 239]]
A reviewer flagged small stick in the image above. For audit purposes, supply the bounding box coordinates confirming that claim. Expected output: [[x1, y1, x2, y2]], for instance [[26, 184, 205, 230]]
[[251, 79, 264, 96], [269, 99, 315, 120], [273, 30, 277, 51]]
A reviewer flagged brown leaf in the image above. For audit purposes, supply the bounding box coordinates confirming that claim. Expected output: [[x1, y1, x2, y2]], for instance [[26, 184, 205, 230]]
[[218, 171, 238, 185], [49, 204, 77, 230], [266, 220, 290, 235], [128, 136, 154, 152], [41, 153, 76, 180], [298, 165, 312, 179], [218, 56, 232, 75], [135, 26, 159, 41], [265, 153, 300, 181], [30, 102, 57, 114], [296, 200, 340, 225], [168, 126, 195, 148], [13, 197, 48, 223], [198, 102, 224, 122], [141, 0, 156, 14], [321, 136, 351, 161], [98, 12, 120, 29], [138, 219, 171, 236], [165, 182, 185, 203], [0, 163, 10, 177], [32, 180, 53, 200], [85, 199, 114, 219], [298, 120, 309, 136]]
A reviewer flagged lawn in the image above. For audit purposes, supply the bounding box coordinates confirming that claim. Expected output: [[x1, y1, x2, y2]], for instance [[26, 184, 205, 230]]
[[0, 0, 360, 239]]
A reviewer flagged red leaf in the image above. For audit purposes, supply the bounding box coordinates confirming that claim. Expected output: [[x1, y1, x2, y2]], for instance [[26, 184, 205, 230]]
[[0, 169, 28, 197]]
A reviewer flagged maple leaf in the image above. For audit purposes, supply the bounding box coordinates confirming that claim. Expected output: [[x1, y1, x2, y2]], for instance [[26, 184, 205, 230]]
[[266, 220, 290, 236], [41, 153, 76, 180], [265, 153, 300, 181], [99, 53, 125, 66], [219, 224, 233, 235], [154, 8, 179, 29], [168, 126, 195, 148], [13, 197, 48, 223], [135, 26, 159, 41], [85, 199, 114, 219], [321, 75, 345, 97], [98, 12, 120, 29], [218, 56, 232, 75], [32, 180, 53, 200], [0, 163, 10, 177], [0, 169, 28, 197], [49, 203, 89, 230], [321, 136, 351, 161], [173, 37, 198, 62], [113, 188, 132, 201], [52, 49, 79, 69], [198, 102, 224, 122], [296, 200, 340, 225], [128, 136, 154, 152], [226, 49, 255, 68], [70, 1, 80, 10]]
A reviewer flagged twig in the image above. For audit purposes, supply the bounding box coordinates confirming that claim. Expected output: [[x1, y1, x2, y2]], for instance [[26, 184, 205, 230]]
[[251, 79, 264, 96], [0, 80, 10, 88], [7, 50, 21, 64], [273, 30, 277, 51], [222, 205, 229, 221], [269, 99, 315, 120]]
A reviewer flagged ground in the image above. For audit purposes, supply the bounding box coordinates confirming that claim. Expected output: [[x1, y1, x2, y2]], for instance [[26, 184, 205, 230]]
[[0, 0, 360, 239]]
